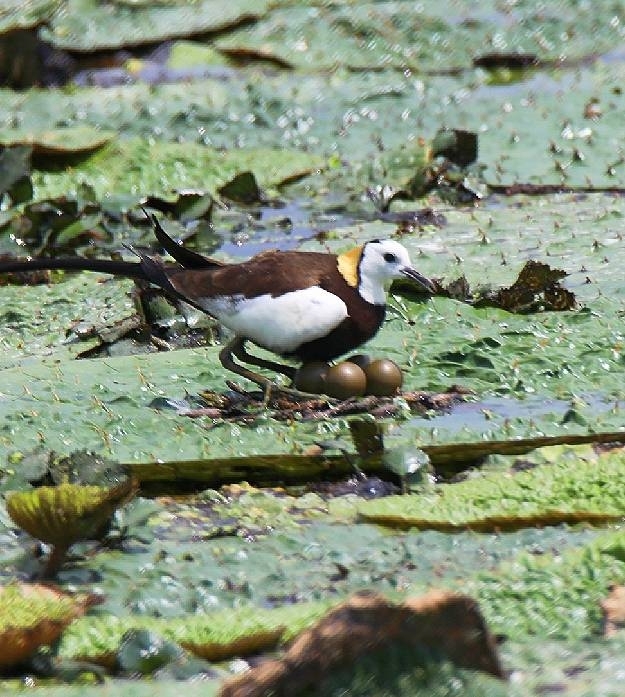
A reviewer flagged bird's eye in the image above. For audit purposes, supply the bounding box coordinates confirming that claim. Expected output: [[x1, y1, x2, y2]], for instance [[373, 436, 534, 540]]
[[383, 252, 397, 263]]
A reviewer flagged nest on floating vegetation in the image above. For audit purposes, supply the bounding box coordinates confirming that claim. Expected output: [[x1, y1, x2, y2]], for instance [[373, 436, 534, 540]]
[[179, 385, 470, 422]]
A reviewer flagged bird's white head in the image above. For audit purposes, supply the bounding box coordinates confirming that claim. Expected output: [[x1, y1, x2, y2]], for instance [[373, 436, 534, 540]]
[[357, 239, 435, 305]]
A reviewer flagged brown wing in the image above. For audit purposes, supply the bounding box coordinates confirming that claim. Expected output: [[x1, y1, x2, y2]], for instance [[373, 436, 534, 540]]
[[165, 251, 340, 302]]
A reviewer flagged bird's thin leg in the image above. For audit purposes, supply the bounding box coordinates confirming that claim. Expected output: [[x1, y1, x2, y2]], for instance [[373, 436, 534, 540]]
[[232, 339, 296, 380], [219, 337, 274, 391], [219, 337, 330, 402]]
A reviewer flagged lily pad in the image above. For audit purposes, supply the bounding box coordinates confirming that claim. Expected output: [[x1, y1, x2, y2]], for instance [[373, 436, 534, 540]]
[[30, 138, 324, 202], [61, 600, 333, 664], [42, 0, 272, 52], [0, 126, 115, 155], [359, 446, 625, 531], [215, 2, 624, 72], [474, 529, 625, 642], [0, 0, 55, 33], [0, 273, 136, 368]]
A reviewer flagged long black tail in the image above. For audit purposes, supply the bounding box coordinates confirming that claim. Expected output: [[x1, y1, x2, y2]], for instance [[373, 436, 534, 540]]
[[0, 212, 221, 279], [149, 213, 222, 270], [0, 256, 149, 279]]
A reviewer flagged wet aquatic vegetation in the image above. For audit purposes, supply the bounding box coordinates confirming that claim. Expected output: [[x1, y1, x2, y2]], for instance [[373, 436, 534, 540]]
[[6, 478, 137, 578], [359, 446, 625, 531], [4, 1, 625, 694], [0, 583, 96, 670]]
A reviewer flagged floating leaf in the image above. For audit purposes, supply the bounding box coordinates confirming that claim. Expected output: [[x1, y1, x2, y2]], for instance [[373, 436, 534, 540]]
[[0, 126, 115, 155], [28, 138, 323, 202], [215, 2, 618, 72], [0, 145, 32, 204], [61, 601, 333, 665], [0, 0, 55, 33], [359, 448, 625, 531], [383, 446, 433, 493], [42, 0, 272, 52]]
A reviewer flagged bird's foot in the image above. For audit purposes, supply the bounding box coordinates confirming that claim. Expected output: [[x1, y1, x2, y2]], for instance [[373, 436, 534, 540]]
[[225, 378, 333, 404], [220, 337, 334, 404]]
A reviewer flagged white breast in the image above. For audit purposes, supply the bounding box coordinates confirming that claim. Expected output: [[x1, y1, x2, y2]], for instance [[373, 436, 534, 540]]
[[198, 286, 349, 354]]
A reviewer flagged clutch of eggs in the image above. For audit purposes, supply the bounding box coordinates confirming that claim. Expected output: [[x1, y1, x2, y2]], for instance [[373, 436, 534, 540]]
[[294, 355, 403, 399]]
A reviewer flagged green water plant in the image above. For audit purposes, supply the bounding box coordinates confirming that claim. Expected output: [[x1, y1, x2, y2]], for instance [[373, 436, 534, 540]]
[[0, 583, 94, 670], [6, 478, 138, 578], [360, 448, 625, 531]]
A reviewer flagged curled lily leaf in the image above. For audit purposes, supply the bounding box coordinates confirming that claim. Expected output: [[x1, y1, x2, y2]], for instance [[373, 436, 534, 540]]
[[0, 583, 96, 668], [7, 478, 137, 577]]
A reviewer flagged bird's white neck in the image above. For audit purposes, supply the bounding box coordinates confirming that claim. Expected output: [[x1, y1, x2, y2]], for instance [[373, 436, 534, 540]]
[[358, 277, 389, 306]]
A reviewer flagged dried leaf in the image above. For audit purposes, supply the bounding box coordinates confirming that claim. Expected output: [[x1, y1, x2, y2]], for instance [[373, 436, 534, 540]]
[[218, 590, 504, 697], [601, 585, 625, 637], [475, 260, 576, 313]]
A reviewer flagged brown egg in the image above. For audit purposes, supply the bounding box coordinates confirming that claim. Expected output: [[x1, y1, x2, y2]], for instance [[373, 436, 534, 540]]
[[294, 361, 329, 394], [364, 358, 403, 396], [324, 362, 367, 399], [346, 353, 372, 370]]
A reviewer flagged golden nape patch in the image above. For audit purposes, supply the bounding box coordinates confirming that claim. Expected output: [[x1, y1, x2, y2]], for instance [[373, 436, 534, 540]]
[[337, 245, 363, 288]]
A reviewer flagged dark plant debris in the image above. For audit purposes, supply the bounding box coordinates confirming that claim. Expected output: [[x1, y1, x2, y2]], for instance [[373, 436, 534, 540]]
[[489, 182, 625, 196], [473, 52, 539, 70], [371, 129, 483, 211], [430, 129, 478, 169], [433, 260, 577, 313], [306, 475, 398, 500], [218, 171, 268, 205], [474, 260, 576, 313], [0, 254, 51, 285]]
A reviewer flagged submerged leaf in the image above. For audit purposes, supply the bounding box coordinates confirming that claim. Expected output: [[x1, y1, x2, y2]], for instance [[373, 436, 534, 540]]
[[117, 629, 185, 675]]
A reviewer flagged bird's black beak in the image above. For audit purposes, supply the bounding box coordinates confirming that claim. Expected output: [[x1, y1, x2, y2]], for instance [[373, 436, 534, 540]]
[[400, 267, 436, 294]]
